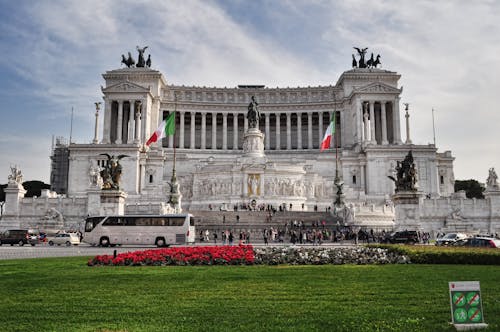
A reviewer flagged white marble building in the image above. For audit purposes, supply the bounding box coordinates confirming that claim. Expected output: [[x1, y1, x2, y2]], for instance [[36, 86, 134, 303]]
[[65, 65, 454, 211], [11, 61, 495, 234]]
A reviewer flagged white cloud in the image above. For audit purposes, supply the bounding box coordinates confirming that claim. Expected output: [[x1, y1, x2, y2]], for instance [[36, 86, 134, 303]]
[[0, 0, 499, 185]]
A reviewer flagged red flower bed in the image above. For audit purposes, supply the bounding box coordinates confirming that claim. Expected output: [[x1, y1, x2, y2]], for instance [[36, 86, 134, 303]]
[[88, 245, 255, 266]]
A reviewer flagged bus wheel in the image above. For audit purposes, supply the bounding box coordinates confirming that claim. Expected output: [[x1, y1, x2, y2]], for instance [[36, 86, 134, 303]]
[[100, 237, 110, 247], [155, 237, 166, 247]]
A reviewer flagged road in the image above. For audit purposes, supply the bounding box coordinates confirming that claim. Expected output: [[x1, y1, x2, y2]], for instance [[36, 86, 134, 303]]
[[0, 242, 357, 260]]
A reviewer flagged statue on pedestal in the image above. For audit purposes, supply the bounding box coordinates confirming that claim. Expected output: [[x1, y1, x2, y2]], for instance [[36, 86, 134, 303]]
[[8, 166, 23, 184], [388, 151, 418, 192], [247, 96, 260, 129], [486, 167, 499, 190], [99, 154, 128, 190]]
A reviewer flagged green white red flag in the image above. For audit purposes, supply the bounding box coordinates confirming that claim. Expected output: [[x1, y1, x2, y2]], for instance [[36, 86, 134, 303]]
[[320, 113, 335, 151], [146, 112, 176, 146]]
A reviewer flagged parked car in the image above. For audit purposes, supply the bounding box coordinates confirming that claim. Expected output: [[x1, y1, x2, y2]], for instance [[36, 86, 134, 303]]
[[48, 233, 80, 246], [453, 237, 500, 248], [382, 230, 420, 244], [0, 229, 38, 246], [435, 233, 467, 246]]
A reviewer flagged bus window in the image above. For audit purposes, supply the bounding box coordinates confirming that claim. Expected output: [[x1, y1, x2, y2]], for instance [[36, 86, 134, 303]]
[[190, 218, 196, 226], [103, 217, 119, 226], [85, 217, 105, 232], [169, 217, 185, 226]]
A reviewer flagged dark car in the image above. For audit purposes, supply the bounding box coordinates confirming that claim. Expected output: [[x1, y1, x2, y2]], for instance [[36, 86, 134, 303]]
[[454, 237, 500, 248], [382, 230, 420, 244], [0, 229, 38, 246]]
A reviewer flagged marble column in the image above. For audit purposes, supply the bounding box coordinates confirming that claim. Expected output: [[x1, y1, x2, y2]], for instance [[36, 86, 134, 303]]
[[275, 113, 281, 150], [201, 112, 206, 149], [116, 101, 123, 144], [233, 113, 238, 150], [222, 113, 228, 150], [297, 113, 302, 149], [286, 113, 291, 149], [93, 103, 100, 144], [356, 98, 363, 144], [393, 98, 402, 144], [212, 112, 217, 149], [190, 113, 196, 149], [405, 107, 412, 144], [361, 164, 366, 194], [127, 101, 135, 144], [318, 112, 323, 148], [307, 112, 313, 149], [381, 101, 388, 145], [369, 101, 376, 144], [179, 112, 185, 148], [265, 113, 270, 150], [134, 108, 141, 143], [363, 105, 369, 143], [102, 99, 112, 144]]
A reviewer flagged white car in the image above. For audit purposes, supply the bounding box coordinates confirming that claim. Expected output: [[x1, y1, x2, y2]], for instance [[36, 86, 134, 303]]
[[435, 233, 467, 246], [48, 233, 80, 246]]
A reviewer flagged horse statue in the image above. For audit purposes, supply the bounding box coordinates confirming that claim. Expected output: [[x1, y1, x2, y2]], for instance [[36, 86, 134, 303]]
[[373, 54, 381, 68], [121, 52, 135, 68]]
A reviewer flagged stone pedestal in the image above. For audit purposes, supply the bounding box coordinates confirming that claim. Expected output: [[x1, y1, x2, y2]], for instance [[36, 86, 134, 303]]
[[87, 189, 101, 216], [100, 190, 127, 216], [484, 189, 500, 234], [392, 191, 423, 230], [243, 128, 265, 157], [0, 182, 27, 230]]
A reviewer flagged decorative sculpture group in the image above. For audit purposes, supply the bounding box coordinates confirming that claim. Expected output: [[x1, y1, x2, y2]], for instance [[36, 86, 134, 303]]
[[247, 96, 260, 129], [487, 167, 499, 190], [352, 47, 381, 69], [388, 151, 418, 192], [121, 46, 152, 68], [8, 165, 23, 184], [99, 154, 128, 190]]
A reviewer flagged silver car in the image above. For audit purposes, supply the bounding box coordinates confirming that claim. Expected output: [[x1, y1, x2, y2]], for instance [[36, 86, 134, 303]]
[[48, 233, 80, 246]]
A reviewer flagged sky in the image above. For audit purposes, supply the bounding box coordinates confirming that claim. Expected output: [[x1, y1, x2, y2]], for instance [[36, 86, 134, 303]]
[[0, 0, 499, 185]]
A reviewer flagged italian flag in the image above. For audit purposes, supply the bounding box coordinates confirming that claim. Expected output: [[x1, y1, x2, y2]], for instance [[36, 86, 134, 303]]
[[320, 113, 335, 151], [146, 112, 176, 146]]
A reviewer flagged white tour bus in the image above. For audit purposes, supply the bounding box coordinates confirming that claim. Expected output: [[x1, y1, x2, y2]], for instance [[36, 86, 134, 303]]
[[83, 214, 196, 247]]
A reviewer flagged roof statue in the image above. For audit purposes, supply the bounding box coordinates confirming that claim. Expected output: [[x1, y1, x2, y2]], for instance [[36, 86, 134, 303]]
[[352, 47, 381, 69], [388, 151, 418, 192], [120, 47, 151, 68], [99, 154, 129, 190]]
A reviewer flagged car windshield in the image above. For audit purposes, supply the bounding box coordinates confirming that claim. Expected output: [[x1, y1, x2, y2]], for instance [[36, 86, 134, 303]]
[[443, 234, 456, 239]]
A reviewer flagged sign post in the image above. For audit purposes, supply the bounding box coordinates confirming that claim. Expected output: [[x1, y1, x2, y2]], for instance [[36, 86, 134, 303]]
[[449, 281, 488, 330]]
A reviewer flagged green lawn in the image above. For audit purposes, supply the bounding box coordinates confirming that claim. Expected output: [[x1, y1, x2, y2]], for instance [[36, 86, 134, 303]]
[[0, 257, 499, 332]]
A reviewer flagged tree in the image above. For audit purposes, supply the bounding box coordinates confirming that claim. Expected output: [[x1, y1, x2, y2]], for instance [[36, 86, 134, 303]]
[[22, 181, 51, 198], [454, 179, 485, 199]]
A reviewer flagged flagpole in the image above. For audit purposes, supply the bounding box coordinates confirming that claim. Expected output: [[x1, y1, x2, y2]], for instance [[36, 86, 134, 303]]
[[432, 108, 436, 146]]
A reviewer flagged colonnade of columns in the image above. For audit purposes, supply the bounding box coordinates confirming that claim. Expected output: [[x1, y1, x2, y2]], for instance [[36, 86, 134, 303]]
[[357, 99, 402, 145], [102, 100, 143, 144], [164, 111, 337, 151]]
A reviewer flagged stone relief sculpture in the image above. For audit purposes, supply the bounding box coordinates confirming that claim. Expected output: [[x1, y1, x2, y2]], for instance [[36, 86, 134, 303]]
[[248, 174, 259, 196], [99, 154, 128, 190], [88, 162, 102, 188], [42, 207, 64, 223], [388, 151, 418, 192], [247, 96, 260, 129], [8, 165, 23, 184], [486, 167, 499, 190]]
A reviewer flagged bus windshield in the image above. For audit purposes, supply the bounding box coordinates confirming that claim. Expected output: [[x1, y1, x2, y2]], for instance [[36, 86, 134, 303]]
[[85, 217, 105, 232]]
